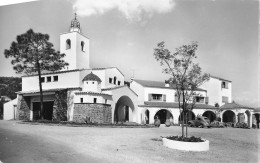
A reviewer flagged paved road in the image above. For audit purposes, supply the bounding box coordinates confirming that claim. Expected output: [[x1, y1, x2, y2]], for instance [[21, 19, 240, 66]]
[[0, 121, 99, 163]]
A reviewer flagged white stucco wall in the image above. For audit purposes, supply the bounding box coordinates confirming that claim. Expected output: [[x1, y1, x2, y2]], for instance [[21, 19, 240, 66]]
[[3, 98, 18, 120], [60, 32, 90, 70], [199, 77, 232, 106], [74, 93, 112, 104], [104, 68, 125, 88], [144, 87, 176, 102], [83, 81, 101, 92], [22, 71, 81, 91], [130, 81, 145, 105]]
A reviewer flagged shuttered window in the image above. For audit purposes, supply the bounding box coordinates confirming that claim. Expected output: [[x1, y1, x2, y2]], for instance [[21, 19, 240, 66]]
[[163, 94, 166, 102], [222, 96, 228, 103]]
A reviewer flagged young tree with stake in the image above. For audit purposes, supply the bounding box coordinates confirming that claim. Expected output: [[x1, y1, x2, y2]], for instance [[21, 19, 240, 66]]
[[4, 29, 68, 120], [154, 41, 209, 138]]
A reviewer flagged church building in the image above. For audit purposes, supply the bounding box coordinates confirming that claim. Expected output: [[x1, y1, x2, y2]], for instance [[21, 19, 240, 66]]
[[3, 15, 257, 127]]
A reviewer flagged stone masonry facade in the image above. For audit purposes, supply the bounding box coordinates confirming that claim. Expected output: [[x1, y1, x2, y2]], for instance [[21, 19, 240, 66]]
[[73, 103, 112, 123], [17, 95, 30, 120]]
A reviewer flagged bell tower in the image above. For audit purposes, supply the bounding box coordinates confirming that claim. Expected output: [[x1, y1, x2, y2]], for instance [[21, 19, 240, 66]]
[[60, 13, 90, 70]]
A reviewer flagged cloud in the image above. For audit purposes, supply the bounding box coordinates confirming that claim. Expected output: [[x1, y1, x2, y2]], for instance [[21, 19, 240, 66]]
[[71, 0, 175, 22]]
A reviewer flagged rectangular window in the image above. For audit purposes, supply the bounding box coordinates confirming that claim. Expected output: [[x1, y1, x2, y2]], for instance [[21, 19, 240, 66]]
[[40, 77, 45, 83], [109, 78, 113, 84], [80, 98, 83, 103], [221, 81, 229, 89], [105, 99, 107, 104], [53, 76, 58, 82], [118, 81, 121, 86], [47, 76, 51, 82], [94, 98, 97, 103], [222, 96, 228, 103], [149, 94, 162, 101], [196, 97, 205, 103]]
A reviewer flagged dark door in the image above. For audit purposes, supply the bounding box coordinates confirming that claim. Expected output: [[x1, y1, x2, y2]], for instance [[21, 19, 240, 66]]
[[33, 101, 54, 120]]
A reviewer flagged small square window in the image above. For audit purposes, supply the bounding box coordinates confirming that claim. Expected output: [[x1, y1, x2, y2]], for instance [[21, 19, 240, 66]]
[[118, 81, 121, 85], [47, 76, 51, 82], [80, 98, 83, 103], [94, 98, 97, 103], [92, 82, 94, 84], [41, 77, 45, 83], [53, 76, 58, 82]]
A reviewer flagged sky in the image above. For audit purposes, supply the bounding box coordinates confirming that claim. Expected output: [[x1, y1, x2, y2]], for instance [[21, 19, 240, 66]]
[[0, 0, 259, 107]]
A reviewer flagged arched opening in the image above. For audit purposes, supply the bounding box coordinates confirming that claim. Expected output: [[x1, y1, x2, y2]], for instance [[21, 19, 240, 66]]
[[154, 109, 173, 124], [114, 76, 117, 85], [81, 41, 85, 52], [253, 113, 260, 128], [222, 110, 235, 123], [145, 110, 149, 124], [245, 110, 251, 126], [202, 110, 216, 122], [178, 110, 195, 124], [114, 96, 135, 123], [66, 39, 71, 49]]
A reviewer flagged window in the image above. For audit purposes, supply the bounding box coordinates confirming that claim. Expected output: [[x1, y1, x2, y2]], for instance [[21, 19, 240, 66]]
[[205, 97, 209, 104], [118, 81, 121, 86], [53, 76, 58, 82], [105, 99, 107, 104], [114, 77, 117, 85], [148, 94, 163, 101], [94, 98, 97, 103], [81, 41, 85, 52], [109, 78, 113, 83], [196, 96, 205, 103], [80, 98, 83, 103], [221, 81, 229, 89], [92, 82, 94, 84], [66, 39, 71, 49], [47, 76, 51, 82], [222, 96, 228, 103], [40, 77, 45, 83]]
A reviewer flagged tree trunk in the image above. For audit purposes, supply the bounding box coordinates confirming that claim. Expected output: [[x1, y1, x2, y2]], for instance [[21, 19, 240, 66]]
[[36, 63, 44, 120], [185, 112, 188, 138], [182, 92, 185, 138]]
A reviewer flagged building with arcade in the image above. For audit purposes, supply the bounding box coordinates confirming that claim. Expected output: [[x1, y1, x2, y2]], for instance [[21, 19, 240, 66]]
[[3, 15, 257, 127]]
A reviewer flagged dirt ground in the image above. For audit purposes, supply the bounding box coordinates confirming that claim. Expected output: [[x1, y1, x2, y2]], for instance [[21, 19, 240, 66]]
[[0, 121, 259, 163]]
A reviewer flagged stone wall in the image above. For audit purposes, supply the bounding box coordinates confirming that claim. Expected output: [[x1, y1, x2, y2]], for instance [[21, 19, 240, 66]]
[[53, 90, 68, 121], [73, 103, 112, 123], [17, 95, 30, 120]]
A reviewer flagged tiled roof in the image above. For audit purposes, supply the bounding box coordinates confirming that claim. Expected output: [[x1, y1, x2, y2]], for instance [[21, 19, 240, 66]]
[[102, 85, 138, 96], [82, 72, 102, 82], [17, 87, 81, 94], [254, 107, 260, 113], [210, 75, 232, 82], [22, 67, 124, 77], [133, 79, 206, 92], [74, 91, 111, 96], [220, 102, 254, 110], [139, 101, 217, 109]]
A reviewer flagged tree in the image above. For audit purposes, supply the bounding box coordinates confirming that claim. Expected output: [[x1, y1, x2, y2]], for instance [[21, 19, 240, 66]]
[[4, 29, 68, 120], [154, 41, 209, 138]]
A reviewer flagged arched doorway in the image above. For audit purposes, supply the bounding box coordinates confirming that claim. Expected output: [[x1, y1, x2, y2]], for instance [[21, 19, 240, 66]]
[[245, 110, 251, 126], [178, 110, 195, 124], [202, 110, 216, 122], [222, 110, 235, 123], [114, 96, 135, 123], [145, 110, 149, 124], [154, 109, 173, 124]]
